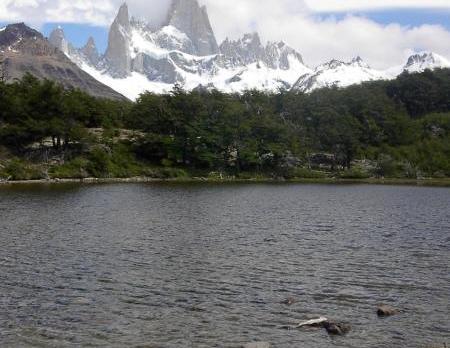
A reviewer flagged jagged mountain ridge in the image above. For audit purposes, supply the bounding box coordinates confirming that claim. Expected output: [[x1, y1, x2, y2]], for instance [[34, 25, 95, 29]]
[[0, 23, 126, 100], [49, 1, 311, 99], [46, 0, 450, 99]]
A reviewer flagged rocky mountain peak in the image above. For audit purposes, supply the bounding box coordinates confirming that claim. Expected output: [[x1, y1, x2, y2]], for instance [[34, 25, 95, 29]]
[[219, 32, 264, 67], [219, 32, 305, 71], [116, 3, 131, 31], [80, 36, 99, 66], [49, 26, 69, 54], [104, 2, 132, 77], [321, 59, 344, 70], [165, 0, 219, 56], [0, 23, 57, 57], [85, 36, 95, 47], [318, 57, 368, 71], [352, 56, 363, 64], [0, 23, 43, 47], [242, 32, 262, 46], [404, 51, 450, 73], [0, 22, 125, 100], [350, 56, 370, 68], [265, 41, 305, 69], [406, 52, 433, 66]]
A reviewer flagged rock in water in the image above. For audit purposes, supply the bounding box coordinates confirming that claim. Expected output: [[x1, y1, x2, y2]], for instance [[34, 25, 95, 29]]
[[281, 297, 296, 305], [377, 305, 398, 317], [298, 317, 328, 328], [322, 321, 351, 335]]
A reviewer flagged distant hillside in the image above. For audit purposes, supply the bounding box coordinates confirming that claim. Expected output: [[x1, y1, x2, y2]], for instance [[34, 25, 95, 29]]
[[0, 23, 126, 100]]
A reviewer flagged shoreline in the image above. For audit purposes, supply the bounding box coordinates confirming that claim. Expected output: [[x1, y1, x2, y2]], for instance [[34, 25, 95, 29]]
[[1, 176, 450, 187]]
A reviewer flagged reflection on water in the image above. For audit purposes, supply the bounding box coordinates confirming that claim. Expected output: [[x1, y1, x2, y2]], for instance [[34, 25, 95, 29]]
[[0, 183, 449, 347]]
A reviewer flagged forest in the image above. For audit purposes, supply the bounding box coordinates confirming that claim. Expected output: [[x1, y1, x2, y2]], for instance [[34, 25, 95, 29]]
[[0, 68, 449, 181]]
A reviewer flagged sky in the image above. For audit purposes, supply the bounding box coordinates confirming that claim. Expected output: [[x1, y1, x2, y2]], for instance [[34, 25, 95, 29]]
[[1, 0, 450, 69]]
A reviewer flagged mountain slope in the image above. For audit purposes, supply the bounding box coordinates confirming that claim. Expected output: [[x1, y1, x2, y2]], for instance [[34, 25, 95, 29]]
[[0, 23, 126, 100]]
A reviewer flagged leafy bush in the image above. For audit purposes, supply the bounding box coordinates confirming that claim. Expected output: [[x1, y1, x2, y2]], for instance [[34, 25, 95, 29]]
[[339, 168, 371, 179], [374, 154, 401, 178], [50, 158, 89, 179], [2, 159, 45, 180], [159, 167, 188, 179], [87, 147, 112, 178]]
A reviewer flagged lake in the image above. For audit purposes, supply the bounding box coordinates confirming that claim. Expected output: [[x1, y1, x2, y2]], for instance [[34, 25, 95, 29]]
[[0, 183, 449, 347]]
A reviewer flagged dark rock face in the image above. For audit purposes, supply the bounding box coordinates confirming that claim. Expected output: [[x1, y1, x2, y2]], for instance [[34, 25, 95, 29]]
[[0, 23, 42, 47], [220, 33, 265, 67], [104, 3, 132, 77], [0, 23, 126, 100], [377, 305, 398, 317], [165, 0, 219, 56]]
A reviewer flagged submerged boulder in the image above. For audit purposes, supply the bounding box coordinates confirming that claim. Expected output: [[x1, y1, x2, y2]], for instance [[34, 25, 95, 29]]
[[322, 321, 351, 335], [281, 297, 296, 306], [297, 317, 350, 335], [377, 305, 398, 317]]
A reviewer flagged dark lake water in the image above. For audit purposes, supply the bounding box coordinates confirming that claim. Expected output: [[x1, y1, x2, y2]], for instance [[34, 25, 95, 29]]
[[0, 183, 449, 348]]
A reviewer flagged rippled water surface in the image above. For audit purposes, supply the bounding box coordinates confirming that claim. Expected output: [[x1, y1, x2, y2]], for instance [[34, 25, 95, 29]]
[[0, 183, 449, 348]]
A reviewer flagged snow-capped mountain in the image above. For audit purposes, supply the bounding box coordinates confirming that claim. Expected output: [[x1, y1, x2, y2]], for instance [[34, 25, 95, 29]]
[[49, 1, 310, 99], [47, 0, 450, 99], [292, 57, 389, 93], [403, 52, 450, 73], [291, 53, 450, 93]]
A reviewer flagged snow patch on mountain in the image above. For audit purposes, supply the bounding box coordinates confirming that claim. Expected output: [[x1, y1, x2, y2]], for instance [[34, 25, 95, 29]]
[[80, 62, 172, 99]]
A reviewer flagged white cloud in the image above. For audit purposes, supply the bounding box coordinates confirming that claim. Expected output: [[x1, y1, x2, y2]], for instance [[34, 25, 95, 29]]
[[0, 0, 450, 69], [304, 0, 450, 12], [0, 0, 171, 27]]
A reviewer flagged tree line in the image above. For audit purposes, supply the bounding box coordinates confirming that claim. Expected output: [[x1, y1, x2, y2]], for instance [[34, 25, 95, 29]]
[[0, 68, 449, 180]]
